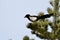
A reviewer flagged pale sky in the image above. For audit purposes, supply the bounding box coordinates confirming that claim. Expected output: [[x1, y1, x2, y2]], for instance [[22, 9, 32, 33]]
[[0, 0, 51, 40]]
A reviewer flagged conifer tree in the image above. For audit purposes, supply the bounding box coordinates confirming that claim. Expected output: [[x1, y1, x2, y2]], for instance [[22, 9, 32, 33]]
[[23, 0, 60, 40]]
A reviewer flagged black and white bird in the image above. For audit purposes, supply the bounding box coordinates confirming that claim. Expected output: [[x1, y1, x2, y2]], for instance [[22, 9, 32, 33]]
[[24, 14, 53, 22]]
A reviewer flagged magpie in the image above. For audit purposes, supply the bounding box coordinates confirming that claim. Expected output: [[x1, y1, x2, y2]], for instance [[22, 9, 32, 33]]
[[24, 14, 53, 22]]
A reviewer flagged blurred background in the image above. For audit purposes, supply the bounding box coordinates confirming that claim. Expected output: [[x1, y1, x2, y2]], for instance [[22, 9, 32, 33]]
[[0, 0, 51, 40]]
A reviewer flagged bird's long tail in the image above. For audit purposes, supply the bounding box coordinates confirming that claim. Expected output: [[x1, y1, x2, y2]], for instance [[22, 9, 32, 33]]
[[39, 13, 53, 19]]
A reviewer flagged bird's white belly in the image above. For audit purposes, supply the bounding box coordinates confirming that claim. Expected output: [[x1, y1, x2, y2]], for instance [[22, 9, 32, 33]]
[[29, 17, 37, 21]]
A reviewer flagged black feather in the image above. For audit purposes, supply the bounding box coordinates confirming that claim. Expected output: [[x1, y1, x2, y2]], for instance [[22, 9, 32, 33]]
[[38, 13, 53, 19], [24, 14, 53, 22]]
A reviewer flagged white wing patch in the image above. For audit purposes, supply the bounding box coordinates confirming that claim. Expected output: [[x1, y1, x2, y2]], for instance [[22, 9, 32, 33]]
[[29, 17, 37, 21]]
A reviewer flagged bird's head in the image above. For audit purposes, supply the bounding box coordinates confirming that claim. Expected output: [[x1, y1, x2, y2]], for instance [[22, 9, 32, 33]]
[[24, 14, 30, 18]]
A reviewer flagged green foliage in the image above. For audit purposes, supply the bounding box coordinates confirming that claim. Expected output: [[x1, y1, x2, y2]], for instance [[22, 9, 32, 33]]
[[23, 36, 34, 40], [50, 0, 54, 6], [23, 36, 29, 40], [38, 12, 44, 16], [24, 0, 60, 40], [47, 7, 53, 14]]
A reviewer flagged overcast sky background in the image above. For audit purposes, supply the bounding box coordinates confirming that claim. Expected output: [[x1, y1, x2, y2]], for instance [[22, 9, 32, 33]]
[[0, 0, 52, 40]]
